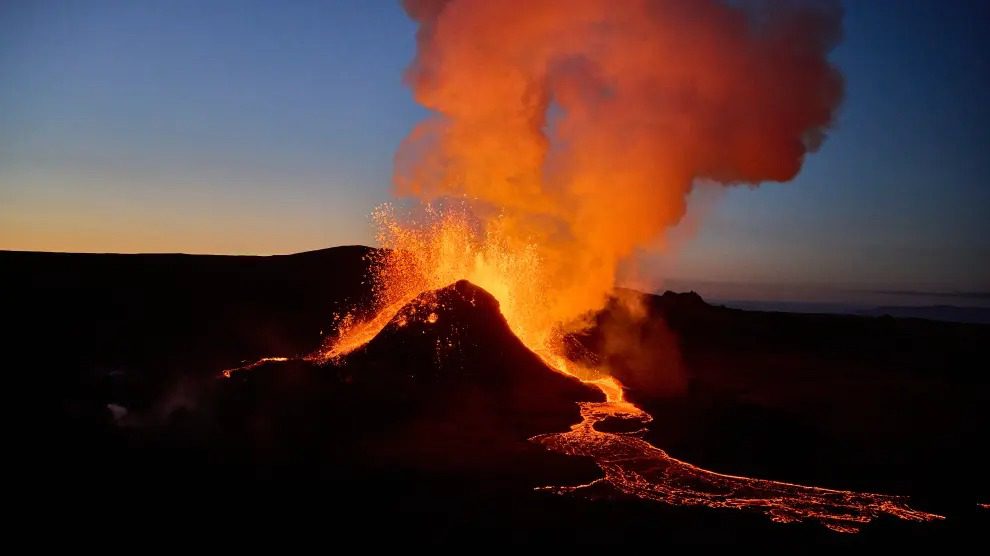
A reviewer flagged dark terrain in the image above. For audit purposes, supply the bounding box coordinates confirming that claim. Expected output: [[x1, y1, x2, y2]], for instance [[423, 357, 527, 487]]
[[7, 247, 988, 545]]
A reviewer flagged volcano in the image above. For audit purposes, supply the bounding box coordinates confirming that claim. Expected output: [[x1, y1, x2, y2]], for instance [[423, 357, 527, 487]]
[[218, 279, 603, 477], [11, 247, 988, 544]]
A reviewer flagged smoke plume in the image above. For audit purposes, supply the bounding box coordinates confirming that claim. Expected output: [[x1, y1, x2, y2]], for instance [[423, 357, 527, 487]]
[[386, 0, 843, 360]]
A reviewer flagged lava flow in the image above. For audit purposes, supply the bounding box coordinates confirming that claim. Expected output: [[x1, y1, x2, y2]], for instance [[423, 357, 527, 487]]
[[531, 377, 942, 533], [296, 210, 941, 534]]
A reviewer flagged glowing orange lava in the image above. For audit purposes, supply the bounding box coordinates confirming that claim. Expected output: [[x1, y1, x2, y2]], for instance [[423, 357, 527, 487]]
[[532, 377, 942, 533], [221, 357, 289, 378], [302, 209, 943, 533], [315, 205, 595, 374]]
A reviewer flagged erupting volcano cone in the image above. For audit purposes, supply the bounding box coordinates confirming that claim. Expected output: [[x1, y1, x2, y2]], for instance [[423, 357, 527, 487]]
[[343, 280, 601, 402], [217, 280, 602, 477]]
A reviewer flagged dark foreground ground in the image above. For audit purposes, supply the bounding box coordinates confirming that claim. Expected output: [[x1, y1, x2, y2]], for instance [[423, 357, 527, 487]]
[[7, 247, 989, 546]]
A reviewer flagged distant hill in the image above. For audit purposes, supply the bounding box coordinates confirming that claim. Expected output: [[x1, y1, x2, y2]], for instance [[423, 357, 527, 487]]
[[858, 305, 990, 324], [713, 298, 990, 325]]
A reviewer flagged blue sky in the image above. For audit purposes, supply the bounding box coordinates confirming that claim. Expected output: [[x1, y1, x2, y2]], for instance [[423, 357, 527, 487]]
[[1, 1, 987, 294]]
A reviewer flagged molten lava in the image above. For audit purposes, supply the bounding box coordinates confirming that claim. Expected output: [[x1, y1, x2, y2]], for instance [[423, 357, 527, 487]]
[[221, 356, 289, 379], [316, 205, 594, 379], [301, 210, 943, 533], [532, 378, 941, 534]]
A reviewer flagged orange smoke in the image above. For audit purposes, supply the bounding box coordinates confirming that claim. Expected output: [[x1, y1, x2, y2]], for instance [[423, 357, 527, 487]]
[[391, 0, 843, 350], [299, 7, 946, 529]]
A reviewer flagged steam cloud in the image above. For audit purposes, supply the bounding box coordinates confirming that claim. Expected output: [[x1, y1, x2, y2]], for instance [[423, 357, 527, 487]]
[[393, 0, 843, 339]]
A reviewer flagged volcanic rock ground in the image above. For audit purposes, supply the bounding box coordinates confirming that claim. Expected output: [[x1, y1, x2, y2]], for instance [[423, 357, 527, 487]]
[[7, 247, 988, 545]]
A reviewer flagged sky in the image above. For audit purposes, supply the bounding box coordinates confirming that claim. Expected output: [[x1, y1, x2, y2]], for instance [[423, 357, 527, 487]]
[[2, 1, 988, 297]]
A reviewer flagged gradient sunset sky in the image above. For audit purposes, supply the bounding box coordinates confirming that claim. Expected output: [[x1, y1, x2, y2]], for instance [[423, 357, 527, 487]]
[[2, 1, 988, 294]]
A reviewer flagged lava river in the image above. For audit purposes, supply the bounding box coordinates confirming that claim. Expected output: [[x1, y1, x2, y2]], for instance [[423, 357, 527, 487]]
[[530, 376, 943, 533]]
